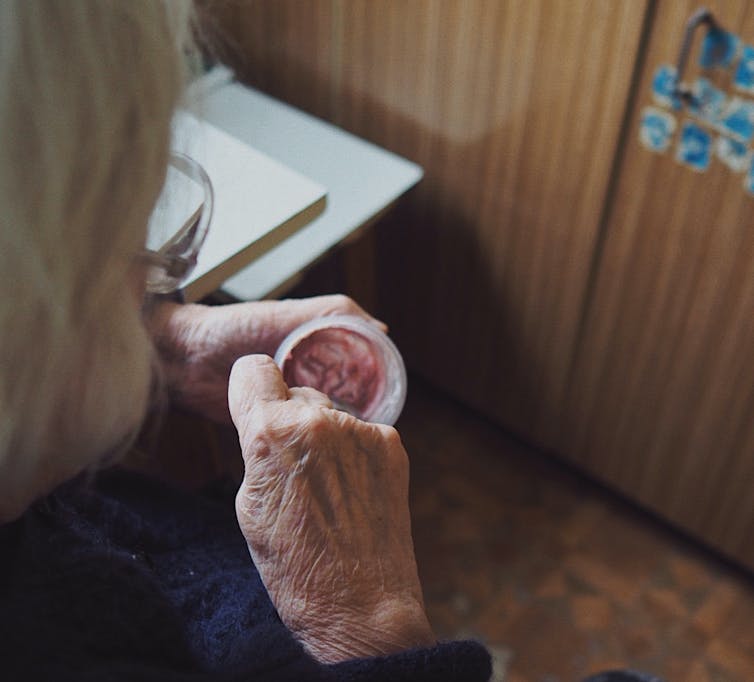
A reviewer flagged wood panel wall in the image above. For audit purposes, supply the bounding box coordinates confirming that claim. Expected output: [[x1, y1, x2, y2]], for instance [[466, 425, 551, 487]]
[[211, 0, 649, 447], [562, 0, 754, 567]]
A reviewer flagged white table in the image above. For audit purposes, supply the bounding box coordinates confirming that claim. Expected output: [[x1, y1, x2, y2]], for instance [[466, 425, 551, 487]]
[[185, 68, 423, 301]]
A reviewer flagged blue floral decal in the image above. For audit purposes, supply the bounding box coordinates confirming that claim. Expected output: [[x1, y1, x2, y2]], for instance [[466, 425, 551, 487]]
[[642, 25, 754, 194], [734, 44, 754, 93], [717, 97, 754, 143], [700, 28, 740, 69], [688, 78, 726, 124], [639, 107, 676, 152], [716, 136, 750, 172], [652, 65, 681, 110], [676, 121, 711, 171]]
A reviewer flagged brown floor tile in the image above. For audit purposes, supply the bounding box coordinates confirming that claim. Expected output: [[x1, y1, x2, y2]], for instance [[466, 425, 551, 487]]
[[535, 570, 569, 599], [716, 584, 754, 654], [653, 656, 699, 681], [563, 554, 643, 606], [668, 554, 714, 592], [500, 601, 591, 680], [504, 671, 532, 682], [686, 660, 712, 682], [644, 588, 691, 623], [472, 587, 527, 638], [571, 594, 614, 630], [398, 378, 754, 681], [620, 621, 658, 659], [557, 499, 609, 549], [706, 639, 754, 681], [581, 660, 632, 678], [691, 582, 740, 637]]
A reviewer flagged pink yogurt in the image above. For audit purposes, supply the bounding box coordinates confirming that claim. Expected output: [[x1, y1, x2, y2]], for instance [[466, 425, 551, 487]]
[[274, 315, 407, 425]]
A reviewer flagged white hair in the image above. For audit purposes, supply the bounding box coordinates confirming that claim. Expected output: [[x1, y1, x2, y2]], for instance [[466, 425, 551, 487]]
[[0, 1, 192, 519]]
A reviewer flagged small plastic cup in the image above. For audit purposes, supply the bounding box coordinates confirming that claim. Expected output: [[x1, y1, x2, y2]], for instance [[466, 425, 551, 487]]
[[274, 315, 407, 425]]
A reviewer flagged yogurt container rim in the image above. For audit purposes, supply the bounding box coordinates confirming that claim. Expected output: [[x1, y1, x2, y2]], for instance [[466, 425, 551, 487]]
[[273, 314, 407, 425]]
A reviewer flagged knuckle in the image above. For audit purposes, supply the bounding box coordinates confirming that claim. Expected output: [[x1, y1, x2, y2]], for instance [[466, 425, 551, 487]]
[[234, 485, 249, 516], [244, 432, 273, 461], [380, 425, 409, 469], [306, 408, 332, 437], [238, 408, 280, 457], [377, 424, 402, 448], [292, 386, 330, 403], [330, 293, 357, 312]]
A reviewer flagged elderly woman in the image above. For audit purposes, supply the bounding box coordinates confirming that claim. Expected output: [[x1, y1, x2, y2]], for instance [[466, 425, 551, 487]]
[[0, 2, 490, 679], [0, 3, 663, 682]]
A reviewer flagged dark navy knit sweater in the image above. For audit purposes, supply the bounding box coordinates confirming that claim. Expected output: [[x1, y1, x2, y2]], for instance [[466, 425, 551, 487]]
[[0, 469, 491, 682]]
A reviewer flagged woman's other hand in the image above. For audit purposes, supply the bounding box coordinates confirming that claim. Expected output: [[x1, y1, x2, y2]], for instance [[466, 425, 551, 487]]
[[228, 354, 435, 663], [147, 295, 385, 423]]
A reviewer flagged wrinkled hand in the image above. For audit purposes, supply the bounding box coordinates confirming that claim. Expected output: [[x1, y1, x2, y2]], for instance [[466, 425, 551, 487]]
[[229, 355, 435, 663], [146, 295, 385, 423]]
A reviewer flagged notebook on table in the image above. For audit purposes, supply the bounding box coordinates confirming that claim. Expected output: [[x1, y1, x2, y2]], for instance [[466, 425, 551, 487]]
[[166, 111, 327, 302]]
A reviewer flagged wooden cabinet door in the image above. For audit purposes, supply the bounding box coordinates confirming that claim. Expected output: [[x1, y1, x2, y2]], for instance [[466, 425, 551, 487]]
[[215, 0, 649, 448], [562, 1, 754, 569]]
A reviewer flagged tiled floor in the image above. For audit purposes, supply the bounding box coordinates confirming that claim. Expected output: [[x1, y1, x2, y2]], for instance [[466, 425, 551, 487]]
[[399, 378, 754, 682], [139, 375, 754, 682]]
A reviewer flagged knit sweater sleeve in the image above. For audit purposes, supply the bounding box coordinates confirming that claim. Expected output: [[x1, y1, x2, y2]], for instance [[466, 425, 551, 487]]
[[329, 639, 492, 682], [0, 472, 491, 682], [8, 640, 491, 682]]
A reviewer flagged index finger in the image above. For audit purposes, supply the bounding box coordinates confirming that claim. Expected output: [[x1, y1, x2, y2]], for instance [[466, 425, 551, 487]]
[[228, 355, 289, 427]]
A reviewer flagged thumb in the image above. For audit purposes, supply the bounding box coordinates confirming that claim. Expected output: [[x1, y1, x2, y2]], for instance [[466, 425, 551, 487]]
[[228, 355, 289, 430]]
